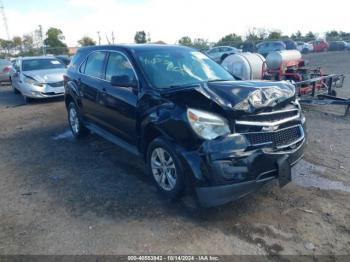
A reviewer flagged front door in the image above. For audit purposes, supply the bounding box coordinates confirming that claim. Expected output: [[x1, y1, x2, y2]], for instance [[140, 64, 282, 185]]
[[99, 51, 139, 144]]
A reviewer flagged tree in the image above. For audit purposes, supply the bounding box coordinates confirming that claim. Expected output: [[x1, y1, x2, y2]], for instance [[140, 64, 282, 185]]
[[326, 30, 340, 40], [13, 36, 22, 49], [246, 28, 268, 41], [44, 27, 68, 54], [291, 31, 302, 40], [0, 39, 13, 54], [268, 30, 282, 40], [178, 36, 192, 46], [192, 38, 209, 50], [78, 36, 96, 46], [339, 31, 350, 39], [305, 31, 316, 40], [216, 33, 242, 46], [134, 31, 147, 44], [22, 34, 33, 48]]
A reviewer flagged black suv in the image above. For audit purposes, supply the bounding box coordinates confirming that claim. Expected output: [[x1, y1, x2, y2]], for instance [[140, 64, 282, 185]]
[[64, 44, 306, 207]]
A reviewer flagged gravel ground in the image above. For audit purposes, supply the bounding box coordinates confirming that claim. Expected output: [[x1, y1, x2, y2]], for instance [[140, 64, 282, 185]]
[[0, 51, 349, 255]]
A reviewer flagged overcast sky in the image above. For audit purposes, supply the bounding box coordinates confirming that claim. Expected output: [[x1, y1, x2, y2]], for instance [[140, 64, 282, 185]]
[[1, 0, 349, 46]]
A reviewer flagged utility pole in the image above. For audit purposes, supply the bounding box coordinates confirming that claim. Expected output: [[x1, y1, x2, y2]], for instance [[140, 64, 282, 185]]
[[111, 31, 115, 44], [106, 35, 110, 45], [0, 0, 10, 40], [97, 31, 101, 45], [38, 25, 45, 55]]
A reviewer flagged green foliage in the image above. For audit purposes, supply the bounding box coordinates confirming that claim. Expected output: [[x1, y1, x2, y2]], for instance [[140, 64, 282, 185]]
[[177, 36, 209, 50], [44, 27, 68, 55], [78, 36, 96, 46], [12, 36, 22, 48], [178, 36, 192, 46], [0, 39, 13, 53], [267, 30, 282, 40], [216, 33, 242, 47], [305, 31, 316, 40], [246, 28, 268, 41], [134, 31, 147, 44]]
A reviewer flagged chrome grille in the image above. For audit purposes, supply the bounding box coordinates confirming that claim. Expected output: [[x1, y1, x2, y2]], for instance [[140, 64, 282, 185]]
[[47, 81, 64, 87], [238, 109, 299, 123], [244, 125, 303, 149]]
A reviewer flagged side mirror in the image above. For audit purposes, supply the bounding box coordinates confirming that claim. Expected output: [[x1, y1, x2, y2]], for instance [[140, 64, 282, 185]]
[[111, 75, 138, 89]]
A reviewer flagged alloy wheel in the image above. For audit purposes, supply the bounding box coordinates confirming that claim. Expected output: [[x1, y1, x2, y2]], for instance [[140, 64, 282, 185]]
[[69, 107, 79, 134], [151, 147, 177, 191]]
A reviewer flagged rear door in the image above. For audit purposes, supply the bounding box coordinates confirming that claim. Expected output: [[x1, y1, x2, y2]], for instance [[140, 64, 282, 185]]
[[99, 51, 139, 144], [78, 51, 108, 125]]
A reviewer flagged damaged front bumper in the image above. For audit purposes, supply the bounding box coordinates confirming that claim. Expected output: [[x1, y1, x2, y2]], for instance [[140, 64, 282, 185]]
[[181, 125, 306, 207]]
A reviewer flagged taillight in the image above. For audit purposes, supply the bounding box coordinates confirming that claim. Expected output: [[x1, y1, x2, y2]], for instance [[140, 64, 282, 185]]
[[3, 66, 11, 73]]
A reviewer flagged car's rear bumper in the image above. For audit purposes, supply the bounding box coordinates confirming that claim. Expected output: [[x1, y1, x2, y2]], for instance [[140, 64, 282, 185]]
[[0, 73, 10, 82]]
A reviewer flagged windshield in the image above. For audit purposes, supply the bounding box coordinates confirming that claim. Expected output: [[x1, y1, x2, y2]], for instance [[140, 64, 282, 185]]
[[22, 58, 65, 71], [135, 49, 234, 88]]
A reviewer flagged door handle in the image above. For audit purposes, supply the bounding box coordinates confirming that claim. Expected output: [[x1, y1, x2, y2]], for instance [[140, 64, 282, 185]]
[[102, 87, 107, 92]]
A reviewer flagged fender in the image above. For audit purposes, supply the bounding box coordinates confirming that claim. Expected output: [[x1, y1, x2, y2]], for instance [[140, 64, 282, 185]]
[[65, 80, 83, 109]]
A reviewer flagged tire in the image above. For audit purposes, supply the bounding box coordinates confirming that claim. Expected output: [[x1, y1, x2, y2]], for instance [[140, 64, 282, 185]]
[[68, 102, 89, 138], [11, 79, 20, 94], [147, 137, 186, 199], [23, 96, 32, 104], [302, 48, 309, 54], [220, 54, 228, 64]]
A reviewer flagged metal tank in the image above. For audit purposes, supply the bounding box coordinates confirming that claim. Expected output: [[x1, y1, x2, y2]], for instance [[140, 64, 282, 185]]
[[221, 52, 265, 80], [266, 50, 302, 70]]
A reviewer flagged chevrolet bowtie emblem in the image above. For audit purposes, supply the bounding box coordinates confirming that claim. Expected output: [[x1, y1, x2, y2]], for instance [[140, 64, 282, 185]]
[[262, 125, 279, 132]]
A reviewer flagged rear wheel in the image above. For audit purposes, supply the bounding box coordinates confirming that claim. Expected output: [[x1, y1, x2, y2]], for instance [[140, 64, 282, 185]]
[[68, 102, 89, 138], [147, 138, 185, 199]]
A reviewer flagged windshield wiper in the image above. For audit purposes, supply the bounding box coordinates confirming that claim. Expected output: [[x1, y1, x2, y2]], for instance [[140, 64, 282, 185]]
[[207, 79, 230, 83], [168, 83, 201, 89]]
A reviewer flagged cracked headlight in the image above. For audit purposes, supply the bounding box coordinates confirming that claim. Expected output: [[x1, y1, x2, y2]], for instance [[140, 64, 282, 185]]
[[187, 108, 230, 140], [234, 85, 295, 112], [24, 77, 44, 87]]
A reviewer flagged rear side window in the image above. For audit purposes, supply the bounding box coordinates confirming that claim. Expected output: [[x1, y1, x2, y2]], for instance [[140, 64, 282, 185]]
[[83, 51, 106, 78], [105, 52, 136, 82]]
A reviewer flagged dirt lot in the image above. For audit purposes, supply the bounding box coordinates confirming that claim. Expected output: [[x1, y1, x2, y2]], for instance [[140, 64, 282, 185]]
[[0, 51, 350, 256]]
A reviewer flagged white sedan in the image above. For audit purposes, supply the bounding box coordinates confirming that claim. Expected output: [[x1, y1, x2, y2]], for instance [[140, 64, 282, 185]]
[[10, 56, 66, 103], [297, 42, 314, 53]]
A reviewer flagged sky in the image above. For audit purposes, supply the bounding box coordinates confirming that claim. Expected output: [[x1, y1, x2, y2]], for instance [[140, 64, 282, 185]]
[[1, 0, 349, 46]]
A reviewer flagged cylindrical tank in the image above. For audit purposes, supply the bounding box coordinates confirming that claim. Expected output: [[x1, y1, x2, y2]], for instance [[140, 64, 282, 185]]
[[221, 52, 266, 80], [266, 50, 302, 70]]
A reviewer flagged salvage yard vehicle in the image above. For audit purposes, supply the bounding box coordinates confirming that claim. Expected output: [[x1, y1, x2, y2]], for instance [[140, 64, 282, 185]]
[[205, 46, 241, 63], [0, 58, 12, 83], [329, 41, 349, 51], [282, 39, 297, 50], [64, 44, 306, 207], [10, 56, 66, 103], [257, 41, 286, 57], [296, 42, 314, 53], [309, 40, 329, 52]]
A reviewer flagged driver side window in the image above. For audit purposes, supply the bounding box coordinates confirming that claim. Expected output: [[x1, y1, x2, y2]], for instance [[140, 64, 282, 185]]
[[105, 52, 136, 82]]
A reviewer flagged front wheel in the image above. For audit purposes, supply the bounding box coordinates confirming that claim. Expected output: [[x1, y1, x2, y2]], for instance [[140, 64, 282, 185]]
[[11, 79, 20, 94], [68, 102, 89, 138], [147, 138, 186, 199]]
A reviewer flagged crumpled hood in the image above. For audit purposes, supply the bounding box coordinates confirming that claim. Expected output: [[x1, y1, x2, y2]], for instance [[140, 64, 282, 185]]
[[23, 68, 66, 83], [161, 80, 296, 113]]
